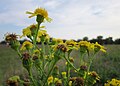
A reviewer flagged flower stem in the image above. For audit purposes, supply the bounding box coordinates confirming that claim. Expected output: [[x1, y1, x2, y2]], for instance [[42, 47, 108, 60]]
[[43, 60, 56, 86], [67, 52, 70, 82], [28, 70, 37, 86], [64, 55, 78, 72], [84, 54, 96, 86], [33, 23, 40, 48]]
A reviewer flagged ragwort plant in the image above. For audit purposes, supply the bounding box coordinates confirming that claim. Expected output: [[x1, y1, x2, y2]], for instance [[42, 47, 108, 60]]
[[5, 7, 106, 86]]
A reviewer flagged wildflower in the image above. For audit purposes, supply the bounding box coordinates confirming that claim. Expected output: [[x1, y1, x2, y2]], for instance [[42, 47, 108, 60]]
[[50, 38, 63, 45], [80, 65, 87, 71], [69, 77, 84, 86], [65, 40, 78, 52], [54, 43, 67, 52], [22, 52, 32, 72], [55, 80, 62, 86], [62, 72, 67, 78], [32, 55, 38, 60], [94, 42, 106, 53], [104, 79, 120, 86], [37, 30, 50, 42], [69, 77, 77, 82], [22, 24, 38, 38], [6, 76, 20, 86], [54, 78, 59, 83], [88, 71, 100, 81], [33, 49, 40, 54], [23, 78, 30, 86], [69, 81, 72, 86], [47, 76, 53, 85], [5, 33, 18, 42], [20, 41, 33, 51], [5, 33, 20, 50], [78, 41, 91, 53], [26, 8, 52, 23], [75, 77, 84, 86]]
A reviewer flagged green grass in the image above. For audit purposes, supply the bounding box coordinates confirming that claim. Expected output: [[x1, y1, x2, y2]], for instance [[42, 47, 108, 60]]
[[0, 44, 120, 85]]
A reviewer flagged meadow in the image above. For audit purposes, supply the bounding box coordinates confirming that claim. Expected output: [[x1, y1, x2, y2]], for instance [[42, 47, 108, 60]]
[[0, 44, 120, 86]]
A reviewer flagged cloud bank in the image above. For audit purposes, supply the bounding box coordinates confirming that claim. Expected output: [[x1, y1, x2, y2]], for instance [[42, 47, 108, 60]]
[[0, 0, 120, 41]]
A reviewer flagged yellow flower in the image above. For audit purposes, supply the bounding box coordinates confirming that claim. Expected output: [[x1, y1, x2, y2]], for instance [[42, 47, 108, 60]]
[[22, 24, 38, 37], [94, 42, 106, 53], [62, 72, 67, 78], [20, 41, 33, 51], [37, 30, 50, 42], [78, 41, 91, 48], [26, 8, 52, 22], [47, 76, 53, 85], [37, 30, 47, 37], [104, 79, 120, 86], [69, 81, 72, 86], [22, 27, 31, 37], [53, 38, 63, 44], [65, 40, 78, 51]]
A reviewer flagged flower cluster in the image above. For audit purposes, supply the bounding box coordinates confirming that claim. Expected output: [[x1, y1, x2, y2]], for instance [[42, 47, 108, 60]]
[[5, 7, 107, 86], [104, 79, 120, 86]]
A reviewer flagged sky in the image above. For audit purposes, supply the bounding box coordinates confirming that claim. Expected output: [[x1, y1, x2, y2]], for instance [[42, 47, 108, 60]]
[[0, 0, 120, 41]]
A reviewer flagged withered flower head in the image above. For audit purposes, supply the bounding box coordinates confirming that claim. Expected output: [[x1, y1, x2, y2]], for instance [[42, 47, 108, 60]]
[[22, 52, 30, 60], [6, 80, 18, 86], [32, 55, 38, 60], [55, 80, 62, 86], [5, 33, 18, 42], [80, 65, 87, 71], [75, 77, 84, 86], [23, 79, 30, 86], [56, 43, 67, 52]]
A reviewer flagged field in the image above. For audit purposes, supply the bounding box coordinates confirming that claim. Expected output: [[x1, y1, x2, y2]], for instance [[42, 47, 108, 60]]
[[0, 44, 120, 85]]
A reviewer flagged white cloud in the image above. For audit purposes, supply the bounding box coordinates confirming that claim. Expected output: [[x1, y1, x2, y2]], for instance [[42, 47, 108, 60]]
[[0, 0, 120, 41]]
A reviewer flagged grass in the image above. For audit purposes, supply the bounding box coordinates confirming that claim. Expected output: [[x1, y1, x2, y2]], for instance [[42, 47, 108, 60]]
[[0, 44, 120, 85]]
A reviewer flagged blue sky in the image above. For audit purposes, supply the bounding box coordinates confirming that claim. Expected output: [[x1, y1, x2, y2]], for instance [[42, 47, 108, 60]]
[[0, 0, 120, 41]]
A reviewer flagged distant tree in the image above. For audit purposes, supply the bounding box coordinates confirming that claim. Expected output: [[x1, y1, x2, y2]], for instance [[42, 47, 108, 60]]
[[114, 38, 120, 44], [77, 39, 82, 42], [104, 37, 113, 44], [0, 40, 6, 44], [89, 39, 97, 43], [96, 35, 103, 44], [83, 36, 89, 41]]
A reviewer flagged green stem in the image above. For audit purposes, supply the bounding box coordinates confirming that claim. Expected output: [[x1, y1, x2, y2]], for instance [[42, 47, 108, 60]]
[[79, 51, 85, 66], [84, 54, 96, 86], [67, 52, 70, 82], [41, 42, 45, 70], [64, 55, 78, 72], [29, 70, 37, 86], [43, 60, 56, 86], [33, 23, 40, 49], [17, 49, 22, 58]]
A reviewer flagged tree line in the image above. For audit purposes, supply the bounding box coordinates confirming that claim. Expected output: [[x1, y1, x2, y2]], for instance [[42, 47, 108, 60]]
[[0, 35, 120, 45]]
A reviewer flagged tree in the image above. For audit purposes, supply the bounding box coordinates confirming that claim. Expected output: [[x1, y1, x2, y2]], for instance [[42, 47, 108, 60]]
[[83, 36, 89, 41]]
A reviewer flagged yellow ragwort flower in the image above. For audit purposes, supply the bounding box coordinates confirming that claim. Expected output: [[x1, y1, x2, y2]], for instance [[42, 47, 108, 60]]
[[65, 40, 78, 51], [47, 76, 53, 85], [22, 24, 38, 37], [26, 8, 52, 22], [104, 79, 120, 86], [20, 41, 33, 51], [78, 41, 91, 48], [94, 42, 106, 53], [62, 72, 67, 78], [37, 30, 50, 42]]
